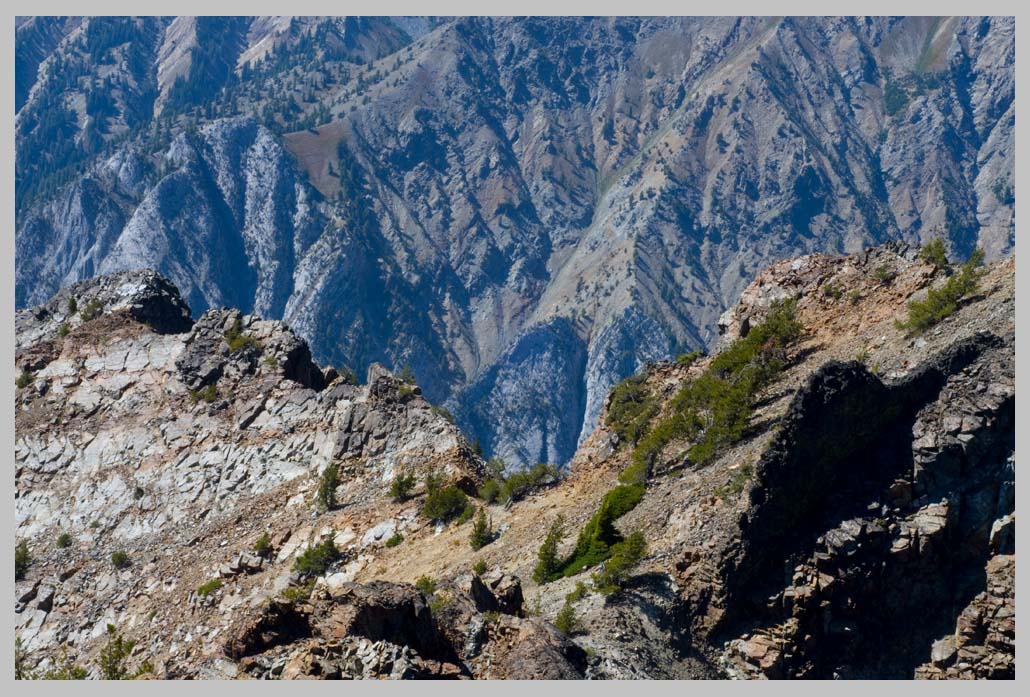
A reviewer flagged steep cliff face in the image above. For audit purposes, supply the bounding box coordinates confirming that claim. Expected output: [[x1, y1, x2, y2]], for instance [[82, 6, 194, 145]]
[[14, 246, 1014, 680], [15, 16, 1015, 467]]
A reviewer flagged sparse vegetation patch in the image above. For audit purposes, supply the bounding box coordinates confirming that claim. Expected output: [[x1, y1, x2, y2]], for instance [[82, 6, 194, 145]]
[[630, 298, 803, 476], [897, 249, 984, 334], [292, 537, 341, 577]]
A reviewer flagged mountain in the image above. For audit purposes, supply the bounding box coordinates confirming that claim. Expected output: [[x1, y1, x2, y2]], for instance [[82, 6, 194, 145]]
[[15, 16, 1015, 468], [14, 245, 1014, 678]]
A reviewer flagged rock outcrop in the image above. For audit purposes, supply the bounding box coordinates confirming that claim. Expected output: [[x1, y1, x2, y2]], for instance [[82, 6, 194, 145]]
[[15, 270, 482, 677]]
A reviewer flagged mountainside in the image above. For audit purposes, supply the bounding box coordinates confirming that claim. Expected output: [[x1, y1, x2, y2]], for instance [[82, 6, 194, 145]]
[[15, 244, 1014, 679], [15, 16, 1015, 467]]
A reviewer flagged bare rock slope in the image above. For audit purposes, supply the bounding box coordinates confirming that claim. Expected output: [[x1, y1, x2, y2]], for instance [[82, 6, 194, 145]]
[[15, 244, 1014, 679]]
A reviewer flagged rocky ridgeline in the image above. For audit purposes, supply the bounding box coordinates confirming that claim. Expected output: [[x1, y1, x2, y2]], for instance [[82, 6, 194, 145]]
[[665, 247, 1015, 679], [15, 271, 482, 676], [15, 246, 1015, 680]]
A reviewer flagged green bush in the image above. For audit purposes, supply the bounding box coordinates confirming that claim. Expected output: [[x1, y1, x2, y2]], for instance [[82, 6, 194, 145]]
[[479, 457, 507, 502], [37, 650, 88, 680], [456, 503, 475, 524], [873, 263, 897, 285], [847, 289, 862, 305], [57, 323, 70, 338], [567, 580, 589, 602], [79, 298, 103, 321], [472, 559, 488, 576], [99, 624, 135, 680], [478, 478, 503, 504], [397, 364, 416, 384], [469, 507, 493, 550], [196, 579, 222, 597], [190, 384, 218, 403], [111, 551, 130, 569], [485, 457, 506, 480], [503, 463, 559, 503], [591, 530, 647, 595], [415, 575, 437, 595], [385, 533, 404, 547], [422, 483, 470, 523], [225, 318, 261, 353], [823, 283, 843, 300], [630, 298, 802, 474], [533, 515, 566, 584], [605, 373, 659, 447], [714, 463, 755, 502], [14, 637, 28, 679], [423, 469, 444, 495], [478, 461, 559, 505], [292, 537, 340, 576], [428, 594, 451, 614], [562, 484, 645, 576], [553, 596, 581, 636], [56, 532, 72, 549], [16, 369, 33, 390], [281, 579, 316, 603], [252, 532, 272, 558], [919, 237, 949, 268], [897, 249, 984, 334], [15, 540, 31, 580], [618, 457, 650, 486], [316, 463, 340, 511], [430, 405, 455, 424], [67, 296, 78, 314], [675, 350, 705, 367], [389, 469, 416, 502]]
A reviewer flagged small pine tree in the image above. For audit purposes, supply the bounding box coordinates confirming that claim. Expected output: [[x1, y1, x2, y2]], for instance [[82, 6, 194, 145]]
[[553, 596, 581, 636], [415, 575, 437, 595], [897, 249, 985, 334], [397, 364, 416, 384], [292, 537, 341, 576], [99, 624, 134, 680], [389, 469, 416, 502], [533, 515, 566, 584], [252, 532, 272, 558], [16, 369, 33, 390], [15, 540, 31, 580], [37, 649, 88, 679], [317, 463, 340, 511], [469, 507, 493, 550], [919, 237, 950, 269], [592, 530, 647, 595]]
